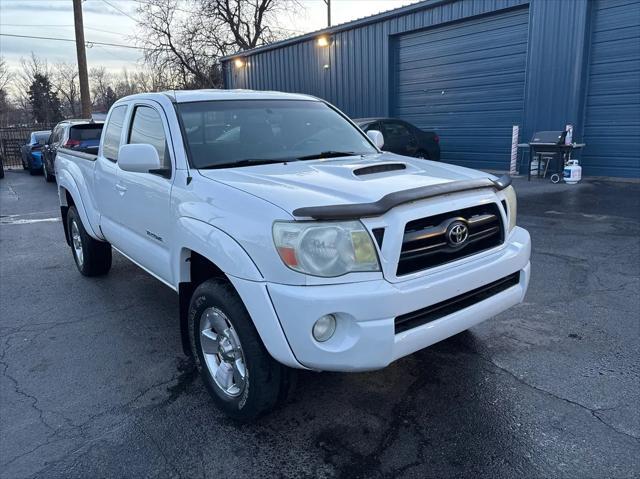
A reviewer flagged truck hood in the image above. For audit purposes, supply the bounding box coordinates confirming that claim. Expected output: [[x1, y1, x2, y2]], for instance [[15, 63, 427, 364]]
[[197, 153, 492, 217]]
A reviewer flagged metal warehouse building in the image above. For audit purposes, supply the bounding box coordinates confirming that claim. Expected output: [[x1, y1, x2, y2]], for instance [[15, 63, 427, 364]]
[[222, 0, 640, 178]]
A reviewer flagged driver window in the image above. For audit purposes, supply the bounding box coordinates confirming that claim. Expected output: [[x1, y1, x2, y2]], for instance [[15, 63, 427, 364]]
[[49, 128, 58, 145], [128, 105, 170, 169]]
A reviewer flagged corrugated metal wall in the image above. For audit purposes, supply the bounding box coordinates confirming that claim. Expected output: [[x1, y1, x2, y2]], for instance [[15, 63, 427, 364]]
[[223, 0, 640, 177], [393, 7, 529, 170], [227, 0, 528, 119], [582, 0, 640, 177]]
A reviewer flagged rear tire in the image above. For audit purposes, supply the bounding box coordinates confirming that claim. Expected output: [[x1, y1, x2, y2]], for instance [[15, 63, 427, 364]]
[[43, 160, 54, 182], [188, 278, 293, 421], [28, 158, 40, 175], [415, 150, 429, 160], [67, 206, 112, 276]]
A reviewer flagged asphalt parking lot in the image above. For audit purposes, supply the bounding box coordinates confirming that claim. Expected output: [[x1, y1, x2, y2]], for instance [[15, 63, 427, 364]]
[[1, 170, 639, 479]]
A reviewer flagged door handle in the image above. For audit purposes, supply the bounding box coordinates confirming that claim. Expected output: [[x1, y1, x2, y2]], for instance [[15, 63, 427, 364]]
[[115, 183, 127, 194]]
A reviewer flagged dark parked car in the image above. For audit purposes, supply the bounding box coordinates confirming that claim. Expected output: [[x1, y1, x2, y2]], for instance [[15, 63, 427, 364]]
[[42, 120, 103, 182], [354, 118, 440, 161], [20, 130, 51, 175]]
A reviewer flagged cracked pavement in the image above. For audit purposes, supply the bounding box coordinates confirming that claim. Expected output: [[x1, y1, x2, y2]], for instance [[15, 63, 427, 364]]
[[1, 171, 639, 478]]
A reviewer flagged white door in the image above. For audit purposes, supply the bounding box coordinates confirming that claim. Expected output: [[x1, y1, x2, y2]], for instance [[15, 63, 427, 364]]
[[94, 104, 128, 242], [115, 102, 175, 285]]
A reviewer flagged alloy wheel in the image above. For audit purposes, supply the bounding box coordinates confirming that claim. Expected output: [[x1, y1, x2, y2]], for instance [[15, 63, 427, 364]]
[[71, 220, 84, 267], [199, 307, 247, 398]]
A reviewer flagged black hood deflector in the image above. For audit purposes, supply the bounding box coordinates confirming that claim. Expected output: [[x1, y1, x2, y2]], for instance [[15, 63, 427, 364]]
[[292, 175, 512, 220]]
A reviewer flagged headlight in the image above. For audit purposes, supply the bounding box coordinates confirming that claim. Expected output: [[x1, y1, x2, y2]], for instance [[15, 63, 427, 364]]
[[504, 185, 517, 233], [273, 221, 380, 277]]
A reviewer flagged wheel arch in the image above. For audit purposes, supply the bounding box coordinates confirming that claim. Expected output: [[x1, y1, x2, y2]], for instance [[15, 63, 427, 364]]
[[175, 224, 299, 368], [57, 173, 101, 241], [175, 218, 263, 357]]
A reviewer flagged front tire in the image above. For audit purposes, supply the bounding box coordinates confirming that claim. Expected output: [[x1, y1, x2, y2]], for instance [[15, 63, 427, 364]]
[[67, 206, 112, 276], [188, 279, 292, 421]]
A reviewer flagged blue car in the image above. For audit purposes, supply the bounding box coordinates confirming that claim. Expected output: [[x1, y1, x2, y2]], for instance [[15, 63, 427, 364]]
[[21, 130, 51, 175]]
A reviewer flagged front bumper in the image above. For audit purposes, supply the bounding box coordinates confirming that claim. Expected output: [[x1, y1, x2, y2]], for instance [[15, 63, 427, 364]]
[[265, 226, 531, 371]]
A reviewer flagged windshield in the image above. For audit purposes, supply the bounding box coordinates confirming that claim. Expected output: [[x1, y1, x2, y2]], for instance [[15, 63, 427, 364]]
[[177, 100, 377, 168]]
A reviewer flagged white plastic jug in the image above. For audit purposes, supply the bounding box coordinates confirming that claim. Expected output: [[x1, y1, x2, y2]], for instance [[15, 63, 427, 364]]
[[564, 159, 582, 184]]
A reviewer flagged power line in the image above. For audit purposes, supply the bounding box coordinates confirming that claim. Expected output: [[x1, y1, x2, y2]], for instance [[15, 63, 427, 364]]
[[0, 33, 146, 51], [0, 23, 127, 36], [93, 44, 139, 62], [99, 0, 139, 22]]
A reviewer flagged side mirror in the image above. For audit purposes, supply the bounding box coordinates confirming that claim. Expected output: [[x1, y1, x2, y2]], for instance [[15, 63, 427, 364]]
[[367, 130, 384, 149], [118, 144, 162, 174]]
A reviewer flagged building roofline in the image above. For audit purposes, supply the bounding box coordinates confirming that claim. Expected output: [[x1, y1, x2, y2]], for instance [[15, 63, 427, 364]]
[[221, 0, 439, 61]]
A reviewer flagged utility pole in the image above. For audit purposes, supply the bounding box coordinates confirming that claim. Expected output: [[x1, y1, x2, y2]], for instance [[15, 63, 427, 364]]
[[324, 0, 331, 27], [73, 0, 91, 118]]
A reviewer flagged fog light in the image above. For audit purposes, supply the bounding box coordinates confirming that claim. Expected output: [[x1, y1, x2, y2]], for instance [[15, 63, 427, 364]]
[[312, 314, 336, 342]]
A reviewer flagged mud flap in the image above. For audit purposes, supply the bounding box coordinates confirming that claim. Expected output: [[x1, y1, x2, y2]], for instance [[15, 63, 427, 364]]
[[179, 282, 195, 356]]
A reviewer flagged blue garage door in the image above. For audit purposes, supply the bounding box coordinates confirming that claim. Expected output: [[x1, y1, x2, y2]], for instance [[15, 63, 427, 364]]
[[393, 7, 529, 170], [582, 0, 640, 177]]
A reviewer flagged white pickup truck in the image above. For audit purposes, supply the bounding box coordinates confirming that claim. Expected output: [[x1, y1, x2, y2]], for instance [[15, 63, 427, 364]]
[[56, 90, 530, 420]]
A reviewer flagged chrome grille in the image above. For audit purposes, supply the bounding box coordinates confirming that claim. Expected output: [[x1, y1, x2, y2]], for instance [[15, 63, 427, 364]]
[[397, 203, 504, 276]]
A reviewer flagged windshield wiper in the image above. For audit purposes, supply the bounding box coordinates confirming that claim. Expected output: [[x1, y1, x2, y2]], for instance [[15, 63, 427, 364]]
[[199, 158, 299, 169], [296, 151, 357, 161]]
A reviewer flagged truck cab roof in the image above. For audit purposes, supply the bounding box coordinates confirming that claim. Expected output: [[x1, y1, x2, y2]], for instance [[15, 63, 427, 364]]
[[118, 89, 321, 104]]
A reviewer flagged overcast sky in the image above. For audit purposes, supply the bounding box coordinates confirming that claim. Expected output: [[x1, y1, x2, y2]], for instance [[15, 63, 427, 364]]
[[1, 0, 417, 74]]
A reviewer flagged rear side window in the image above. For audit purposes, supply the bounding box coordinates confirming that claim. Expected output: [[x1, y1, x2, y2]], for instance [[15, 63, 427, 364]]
[[102, 106, 127, 161], [34, 132, 49, 144], [128, 106, 169, 168], [69, 124, 103, 141], [383, 122, 412, 141]]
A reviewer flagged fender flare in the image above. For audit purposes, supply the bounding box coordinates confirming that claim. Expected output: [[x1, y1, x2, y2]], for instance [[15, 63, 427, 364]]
[[174, 216, 263, 282], [175, 218, 301, 368], [57, 171, 102, 240]]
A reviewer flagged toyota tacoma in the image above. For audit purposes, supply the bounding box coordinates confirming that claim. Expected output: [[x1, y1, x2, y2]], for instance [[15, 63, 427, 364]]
[[55, 90, 530, 420]]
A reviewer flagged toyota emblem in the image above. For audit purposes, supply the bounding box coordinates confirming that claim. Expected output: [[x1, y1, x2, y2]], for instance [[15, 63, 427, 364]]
[[447, 221, 469, 247]]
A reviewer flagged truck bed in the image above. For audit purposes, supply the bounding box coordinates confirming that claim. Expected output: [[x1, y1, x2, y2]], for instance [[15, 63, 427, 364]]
[[58, 147, 98, 162]]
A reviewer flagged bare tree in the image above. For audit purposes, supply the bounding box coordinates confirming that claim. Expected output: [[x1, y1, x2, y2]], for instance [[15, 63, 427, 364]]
[[136, 0, 296, 89], [201, 0, 290, 51], [14, 54, 51, 115], [52, 63, 80, 118], [0, 57, 14, 124], [130, 67, 173, 92], [89, 66, 113, 112], [0, 57, 12, 92], [136, 0, 220, 88]]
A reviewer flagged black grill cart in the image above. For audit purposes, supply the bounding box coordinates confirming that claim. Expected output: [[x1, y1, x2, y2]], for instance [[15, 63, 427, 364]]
[[519, 131, 585, 182]]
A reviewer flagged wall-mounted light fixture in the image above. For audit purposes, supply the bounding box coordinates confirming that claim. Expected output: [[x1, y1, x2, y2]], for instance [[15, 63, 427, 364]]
[[234, 58, 245, 68], [317, 36, 330, 47]]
